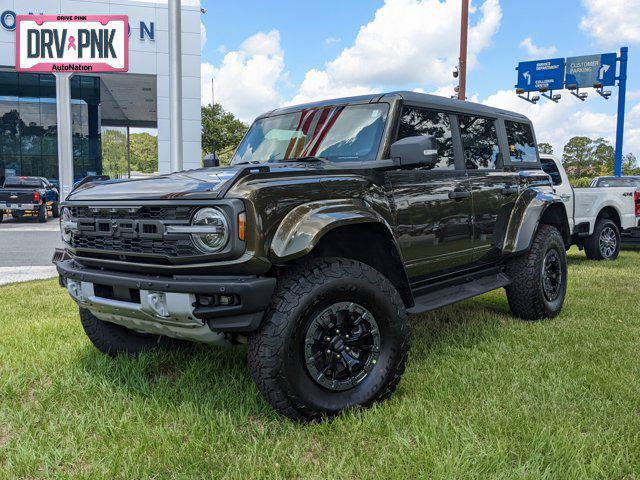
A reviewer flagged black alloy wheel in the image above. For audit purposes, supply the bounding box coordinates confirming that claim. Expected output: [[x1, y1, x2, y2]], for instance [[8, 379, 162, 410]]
[[542, 248, 562, 302], [304, 302, 381, 391]]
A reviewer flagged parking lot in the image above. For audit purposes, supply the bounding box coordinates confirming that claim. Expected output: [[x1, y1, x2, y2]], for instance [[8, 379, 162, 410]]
[[0, 216, 61, 285]]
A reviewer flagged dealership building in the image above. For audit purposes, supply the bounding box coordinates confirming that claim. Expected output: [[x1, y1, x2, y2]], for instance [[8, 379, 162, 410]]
[[0, 0, 202, 182]]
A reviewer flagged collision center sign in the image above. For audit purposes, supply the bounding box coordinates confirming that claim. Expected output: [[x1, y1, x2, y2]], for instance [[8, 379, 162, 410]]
[[15, 15, 128, 73]]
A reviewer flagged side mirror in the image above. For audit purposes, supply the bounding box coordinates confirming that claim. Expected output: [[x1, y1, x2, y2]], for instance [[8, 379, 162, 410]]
[[203, 153, 220, 168], [390, 135, 438, 169]]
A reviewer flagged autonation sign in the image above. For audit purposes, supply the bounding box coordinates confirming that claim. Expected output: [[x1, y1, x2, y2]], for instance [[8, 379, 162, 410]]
[[2, 10, 156, 41], [16, 15, 129, 73]]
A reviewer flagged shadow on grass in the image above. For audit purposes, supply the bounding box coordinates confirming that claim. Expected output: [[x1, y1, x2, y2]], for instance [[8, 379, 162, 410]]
[[76, 298, 515, 420]]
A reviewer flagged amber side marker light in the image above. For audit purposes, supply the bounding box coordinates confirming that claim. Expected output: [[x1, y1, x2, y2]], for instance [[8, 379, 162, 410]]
[[238, 212, 246, 241]]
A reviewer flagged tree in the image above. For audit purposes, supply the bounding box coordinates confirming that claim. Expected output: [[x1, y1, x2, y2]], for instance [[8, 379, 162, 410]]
[[562, 136, 596, 179], [201, 103, 248, 164], [538, 142, 554, 155], [622, 152, 639, 175], [101, 129, 128, 178], [591, 137, 615, 175], [129, 132, 158, 173]]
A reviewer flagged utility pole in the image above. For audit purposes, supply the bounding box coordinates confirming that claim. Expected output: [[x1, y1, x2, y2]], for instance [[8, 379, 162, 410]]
[[457, 0, 469, 101], [169, 0, 183, 172]]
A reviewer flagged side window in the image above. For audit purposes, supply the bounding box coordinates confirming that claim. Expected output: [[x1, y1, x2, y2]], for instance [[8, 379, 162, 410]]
[[506, 121, 537, 163], [458, 115, 500, 170], [540, 157, 562, 186], [397, 106, 455, 170]]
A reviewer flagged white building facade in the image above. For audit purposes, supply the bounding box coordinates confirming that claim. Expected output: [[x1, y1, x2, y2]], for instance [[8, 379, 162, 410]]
[[0, 0, 202, 182]]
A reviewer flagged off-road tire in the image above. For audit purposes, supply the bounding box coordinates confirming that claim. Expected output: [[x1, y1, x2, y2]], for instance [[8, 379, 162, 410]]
[[248, 257, 410, 422], [51, 202, 60, 218], [505, 224, 567, 321], [37, 204, 47, 222], [584, 218, 620, 261], [80, 308, 177, 357]]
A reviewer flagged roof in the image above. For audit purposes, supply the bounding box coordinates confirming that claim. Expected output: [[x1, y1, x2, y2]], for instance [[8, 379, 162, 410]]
[[260, 91, 530, 123]]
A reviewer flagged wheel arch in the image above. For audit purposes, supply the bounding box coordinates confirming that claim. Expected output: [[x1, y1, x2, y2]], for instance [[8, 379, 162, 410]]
[[269, 200, 413, 308], [503, 189, 571, 255], [596, 205, 622, 229]]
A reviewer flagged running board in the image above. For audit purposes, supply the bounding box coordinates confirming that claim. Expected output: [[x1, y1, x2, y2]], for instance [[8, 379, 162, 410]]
[[407, 273, 511, 315]]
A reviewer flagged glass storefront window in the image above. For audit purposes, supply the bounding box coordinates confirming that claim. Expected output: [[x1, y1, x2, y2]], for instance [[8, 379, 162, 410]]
[[0, 71, 101, 182]]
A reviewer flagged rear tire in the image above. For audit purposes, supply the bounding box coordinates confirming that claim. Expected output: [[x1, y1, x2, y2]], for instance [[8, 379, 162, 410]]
[[505, 224, 567, 321], [248, 257, 410, 422], [80, 308, 177, 357], [37, 204, 47, 222], [584, 218, 620, 261], [51, 202, 60, 218]]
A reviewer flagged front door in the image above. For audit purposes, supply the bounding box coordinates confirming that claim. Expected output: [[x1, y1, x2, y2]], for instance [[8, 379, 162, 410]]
[[387, 105, 474, 283]]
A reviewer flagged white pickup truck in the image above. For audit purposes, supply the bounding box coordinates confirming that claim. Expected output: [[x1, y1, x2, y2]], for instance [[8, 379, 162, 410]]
[[540, 155, 640, 260]]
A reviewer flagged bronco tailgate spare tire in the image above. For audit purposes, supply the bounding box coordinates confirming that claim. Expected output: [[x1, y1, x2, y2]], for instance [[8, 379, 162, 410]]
[[505, 224, 567, 321], [248, 257, 410, 422]]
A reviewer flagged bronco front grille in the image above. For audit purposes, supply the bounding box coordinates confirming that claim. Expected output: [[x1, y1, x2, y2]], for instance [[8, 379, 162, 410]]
[[68, 205, 201, 260], [68, 206, 196, 221]]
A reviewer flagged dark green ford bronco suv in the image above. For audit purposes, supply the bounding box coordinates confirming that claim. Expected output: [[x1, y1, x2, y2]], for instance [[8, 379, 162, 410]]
[[55, 92, 570, 421]]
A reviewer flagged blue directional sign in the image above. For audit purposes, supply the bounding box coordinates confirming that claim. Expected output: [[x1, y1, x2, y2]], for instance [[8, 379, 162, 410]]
[[565, 53, 617, 88], [516, 58, 565, 92]]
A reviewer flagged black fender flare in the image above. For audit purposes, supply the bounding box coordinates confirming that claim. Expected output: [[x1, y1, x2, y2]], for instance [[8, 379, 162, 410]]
[[269, 199, 396, 262], [503, 188, 570, 254]]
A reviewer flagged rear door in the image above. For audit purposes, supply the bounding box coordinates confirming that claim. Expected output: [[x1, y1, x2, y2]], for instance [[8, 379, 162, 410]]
[[387, 105, 474, 282], [458, 115, 520, 265]]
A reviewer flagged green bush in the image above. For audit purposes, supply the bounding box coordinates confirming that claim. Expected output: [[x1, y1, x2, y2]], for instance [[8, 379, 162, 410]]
[[570, 176, 593, 188]]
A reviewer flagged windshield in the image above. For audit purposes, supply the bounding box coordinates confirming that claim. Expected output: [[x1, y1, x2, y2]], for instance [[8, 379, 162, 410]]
[[595, 177, 640, 187], [231, 103, 389, 165], [3, 177, 42, 188]]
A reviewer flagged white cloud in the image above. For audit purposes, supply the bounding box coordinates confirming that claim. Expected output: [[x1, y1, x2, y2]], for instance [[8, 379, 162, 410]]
[[580, 0, 640, 46], [200, 30, 285, 122], [325, 36, 341, 45], [482, 90, 640, 156], [291, 0, 502, 105], [200, 21, 207, 51], [519, 37, 557, 58]]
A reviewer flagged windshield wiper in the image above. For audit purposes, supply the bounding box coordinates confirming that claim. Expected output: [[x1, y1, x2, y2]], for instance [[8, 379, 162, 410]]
[[281, 156, 329, 163]]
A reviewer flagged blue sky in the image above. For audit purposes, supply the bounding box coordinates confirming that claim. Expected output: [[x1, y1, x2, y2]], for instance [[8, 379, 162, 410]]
[[199, 0, 640, 155]]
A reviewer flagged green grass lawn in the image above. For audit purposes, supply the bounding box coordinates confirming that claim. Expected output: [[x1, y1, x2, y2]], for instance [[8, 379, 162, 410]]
[[1, 249, 639, 479]]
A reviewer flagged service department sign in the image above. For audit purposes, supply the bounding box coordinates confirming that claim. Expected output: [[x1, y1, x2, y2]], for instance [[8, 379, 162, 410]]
[[16, 15, 128, 73]]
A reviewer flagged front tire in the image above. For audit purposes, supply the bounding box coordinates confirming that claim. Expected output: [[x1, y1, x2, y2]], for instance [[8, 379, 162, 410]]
[[505, 224, 567, 321], [80, 308, 176, 357], [584, 218, 620, 261], [248, 258, 410, 422]]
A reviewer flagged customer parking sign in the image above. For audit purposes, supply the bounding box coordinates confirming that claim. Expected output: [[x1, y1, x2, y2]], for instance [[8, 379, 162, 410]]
[[15, 15, 128, 73]]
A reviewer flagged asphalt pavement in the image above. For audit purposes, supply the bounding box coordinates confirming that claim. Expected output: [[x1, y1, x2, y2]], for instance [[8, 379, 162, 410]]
[[0, 215, 62, 285]]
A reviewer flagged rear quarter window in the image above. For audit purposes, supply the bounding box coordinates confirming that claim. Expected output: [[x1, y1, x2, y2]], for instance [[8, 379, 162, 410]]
[[506, 121, 538, 163]]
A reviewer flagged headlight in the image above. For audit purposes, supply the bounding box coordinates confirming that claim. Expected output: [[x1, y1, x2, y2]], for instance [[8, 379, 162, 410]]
[[60, 207, 76, 244], [190, 207, 229, 253]]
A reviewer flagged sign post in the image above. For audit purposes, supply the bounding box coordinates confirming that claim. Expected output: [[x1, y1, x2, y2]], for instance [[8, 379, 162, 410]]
[[614, 47, 628, 177], [15, 14, 128, 198]]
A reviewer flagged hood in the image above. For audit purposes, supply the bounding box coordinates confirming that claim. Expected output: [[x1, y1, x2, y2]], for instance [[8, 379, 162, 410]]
[[65, 163, 322, 202]]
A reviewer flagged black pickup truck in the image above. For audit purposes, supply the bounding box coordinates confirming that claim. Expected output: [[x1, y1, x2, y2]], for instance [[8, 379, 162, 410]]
[[0, 176, 60, 223], [55, 92, 570, 421]]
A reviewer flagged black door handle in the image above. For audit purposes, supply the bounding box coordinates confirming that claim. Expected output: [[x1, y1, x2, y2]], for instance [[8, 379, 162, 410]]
[[448, 190, 471, 200], [501, 186, 519, 196]]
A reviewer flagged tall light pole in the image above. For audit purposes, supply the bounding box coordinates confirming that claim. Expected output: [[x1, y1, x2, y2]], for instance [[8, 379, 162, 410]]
[[457, 0, 469, 101], [169, 0, 183, 172]]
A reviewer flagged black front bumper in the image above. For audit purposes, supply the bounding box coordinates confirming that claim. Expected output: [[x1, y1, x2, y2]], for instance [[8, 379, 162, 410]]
[[55, 257, 276, 332]]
